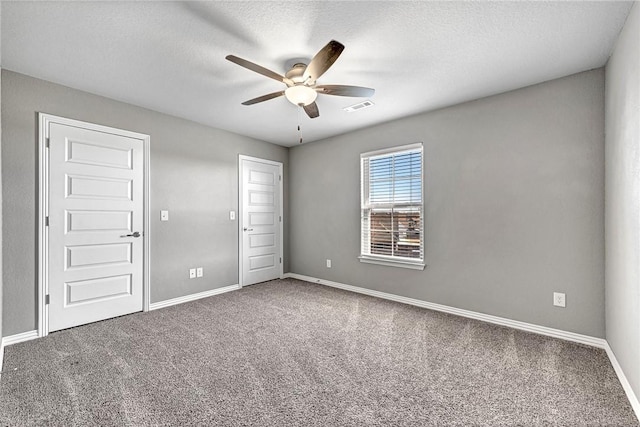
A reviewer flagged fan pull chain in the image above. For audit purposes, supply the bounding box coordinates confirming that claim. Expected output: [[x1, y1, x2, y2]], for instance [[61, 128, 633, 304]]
[[297, 106, 303, 144]]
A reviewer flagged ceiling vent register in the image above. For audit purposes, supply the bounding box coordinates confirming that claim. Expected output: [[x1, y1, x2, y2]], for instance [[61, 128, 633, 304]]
[[344, 100, 375, 112]]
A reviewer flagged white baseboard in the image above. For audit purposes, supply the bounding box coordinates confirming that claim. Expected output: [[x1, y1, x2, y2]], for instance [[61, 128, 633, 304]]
[[2, 277, 637, 421], [0, 285, 243, 370], [0, 330, 39, 374], [1, 283, 241, 370], [2, 330, 39, 347], [149, 284, 240, 311], [604, 342, 640, 420], [284, 273, 640, 420], [284, 273, 605, 348]]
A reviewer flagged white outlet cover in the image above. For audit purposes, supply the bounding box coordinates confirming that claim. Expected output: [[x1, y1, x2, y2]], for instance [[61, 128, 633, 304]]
[[160, 210, 169, 221], [230, 211, 236, 220], [189, 268, 196, 279], [553, 292, 566, 307], [196, 267, 203, 277], [326, 259, 332, 268]]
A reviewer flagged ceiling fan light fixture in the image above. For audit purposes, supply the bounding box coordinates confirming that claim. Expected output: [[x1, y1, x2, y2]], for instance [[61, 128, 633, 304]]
[[285, 85, 317, 106]]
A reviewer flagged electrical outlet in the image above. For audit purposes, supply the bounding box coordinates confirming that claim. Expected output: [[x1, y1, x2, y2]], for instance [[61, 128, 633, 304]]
[[230, 211, 236, 220], [326, 259, 332, 268], [196, 267, 203, 278], [553, 292, 566, 308], [189, 268, 196, 279], [160, 210, 169, 221]]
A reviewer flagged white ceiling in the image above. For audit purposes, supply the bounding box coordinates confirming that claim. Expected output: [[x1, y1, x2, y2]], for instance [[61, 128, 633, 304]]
[[1, 1, 633, 147]]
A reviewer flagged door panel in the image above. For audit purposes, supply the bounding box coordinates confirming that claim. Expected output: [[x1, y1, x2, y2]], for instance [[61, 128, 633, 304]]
[[249, 212, 275, 226], [67, 175, 133, 200], [67, 139, 133, 168], [65, 243, 132, 270], [48, 122, 144, 332], [248, 190, 273, 205], [248, 169, 275, 185], [241, 158, 281, 286], [66, 210, 132, 232], [249, 233, 275, 248], [65, 274, 132, 306]]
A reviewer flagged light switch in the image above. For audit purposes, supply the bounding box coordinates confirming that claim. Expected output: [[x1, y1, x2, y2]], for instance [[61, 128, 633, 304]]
[[161, 210, 169, 221], [230, 211, 236, 220]]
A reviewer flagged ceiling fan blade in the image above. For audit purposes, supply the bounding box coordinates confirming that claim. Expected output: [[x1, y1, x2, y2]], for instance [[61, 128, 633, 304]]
[[303, 102, 320, 119], [241, 91, 285, 105], [303, 40, 345, 83], [316, 85, 375, 98], [226, 55, 292, 85]]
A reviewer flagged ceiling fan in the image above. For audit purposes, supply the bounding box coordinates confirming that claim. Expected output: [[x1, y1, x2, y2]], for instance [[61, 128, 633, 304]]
[[226, 40, 375, 119]]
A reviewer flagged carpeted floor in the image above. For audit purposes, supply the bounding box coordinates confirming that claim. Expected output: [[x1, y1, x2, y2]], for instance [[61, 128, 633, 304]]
[[0, 278, 637, 426]]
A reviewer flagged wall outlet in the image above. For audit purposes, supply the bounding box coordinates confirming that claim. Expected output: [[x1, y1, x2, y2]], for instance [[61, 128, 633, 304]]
[[189, 268, 196, 279], [229, 211, 236, 220], [326, 259, 332, 268], [160, 210, 169, 221], [553, 292, 566, 308], [196, 267, 203, 278]]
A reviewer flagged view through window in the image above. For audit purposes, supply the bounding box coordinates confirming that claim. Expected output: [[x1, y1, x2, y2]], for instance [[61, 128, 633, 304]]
[[361, 143, 423, 266]]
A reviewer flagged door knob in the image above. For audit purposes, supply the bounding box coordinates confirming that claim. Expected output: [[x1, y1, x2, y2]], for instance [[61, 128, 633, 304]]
[[121, 231, 141, 238], [243, 227, 254, 232]]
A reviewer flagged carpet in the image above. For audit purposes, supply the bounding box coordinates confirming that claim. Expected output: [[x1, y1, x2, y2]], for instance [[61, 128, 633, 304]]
[[0, 278, 637, 426]]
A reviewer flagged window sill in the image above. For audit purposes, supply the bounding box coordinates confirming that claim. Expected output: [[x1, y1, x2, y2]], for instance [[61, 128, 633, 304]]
[[358, 255, 425, 270]]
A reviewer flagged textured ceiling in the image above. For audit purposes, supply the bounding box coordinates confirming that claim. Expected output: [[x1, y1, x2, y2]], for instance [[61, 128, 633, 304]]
[[1, 1, 633, 146]]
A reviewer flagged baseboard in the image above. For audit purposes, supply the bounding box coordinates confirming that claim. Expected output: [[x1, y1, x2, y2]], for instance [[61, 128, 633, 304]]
[[2, 330, 39, 347], [149, 284, 240, 311], [0, 330, 39, 374], [0, 285, 243, 369], [604, 342, 640, 420], [284, 273, 640, 419], [1, 284, 241, 370], [283, 273, 606, 348]]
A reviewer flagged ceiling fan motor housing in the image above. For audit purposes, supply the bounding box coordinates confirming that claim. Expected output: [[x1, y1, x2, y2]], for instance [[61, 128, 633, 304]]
[[285, 63, 309, 84]]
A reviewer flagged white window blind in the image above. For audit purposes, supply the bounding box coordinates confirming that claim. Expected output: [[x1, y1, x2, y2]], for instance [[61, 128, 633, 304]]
[[360, 143, 424, 268]]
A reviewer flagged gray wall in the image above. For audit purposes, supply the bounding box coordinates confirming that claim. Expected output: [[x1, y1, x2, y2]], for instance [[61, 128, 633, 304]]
[[1, 70, 288, 336], [290, 69, 605, 337], [0, 7, 4, 345], [0, 65, 3, 345], [605, 2, 640, 403]]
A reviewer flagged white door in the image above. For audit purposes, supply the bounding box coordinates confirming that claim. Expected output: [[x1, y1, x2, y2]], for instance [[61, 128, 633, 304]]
[[48, 122, 145, 332], [240, 157, 282, 286]]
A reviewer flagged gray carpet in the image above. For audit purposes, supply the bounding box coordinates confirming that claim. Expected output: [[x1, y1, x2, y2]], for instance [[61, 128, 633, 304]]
[[0, 278, 637, 426]]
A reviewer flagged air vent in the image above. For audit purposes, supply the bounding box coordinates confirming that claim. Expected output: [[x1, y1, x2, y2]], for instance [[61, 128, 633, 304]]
[[343, 100, 374, 112]]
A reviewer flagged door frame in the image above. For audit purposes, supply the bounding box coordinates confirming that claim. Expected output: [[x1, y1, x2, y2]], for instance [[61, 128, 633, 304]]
[[37, 113, 151, 337], [238, 155, 284, 287]]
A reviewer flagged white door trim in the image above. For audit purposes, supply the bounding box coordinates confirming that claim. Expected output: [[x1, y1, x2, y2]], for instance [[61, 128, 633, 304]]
[[37, 113, 151, 337], [238, 155, 284, 287]]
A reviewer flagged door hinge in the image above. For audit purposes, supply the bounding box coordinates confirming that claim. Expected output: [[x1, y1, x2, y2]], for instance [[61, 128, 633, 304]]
[[280, 257, 282, 264], [45, 216, 49, 226], [45, 294, 50, 305], [46, 138, 50, 148], [279, 216, 282, 222], [279, 175, 282, 182]]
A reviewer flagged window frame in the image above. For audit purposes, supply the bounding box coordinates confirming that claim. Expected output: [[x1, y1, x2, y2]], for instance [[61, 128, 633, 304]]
[[359, 142, 425, 270]]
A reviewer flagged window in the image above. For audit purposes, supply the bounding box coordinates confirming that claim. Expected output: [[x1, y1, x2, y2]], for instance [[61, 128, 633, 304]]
[[360, 143, 424, 270]]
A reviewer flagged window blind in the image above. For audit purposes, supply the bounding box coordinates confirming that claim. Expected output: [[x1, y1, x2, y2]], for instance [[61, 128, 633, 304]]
[[361, 144, 423, 264]]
